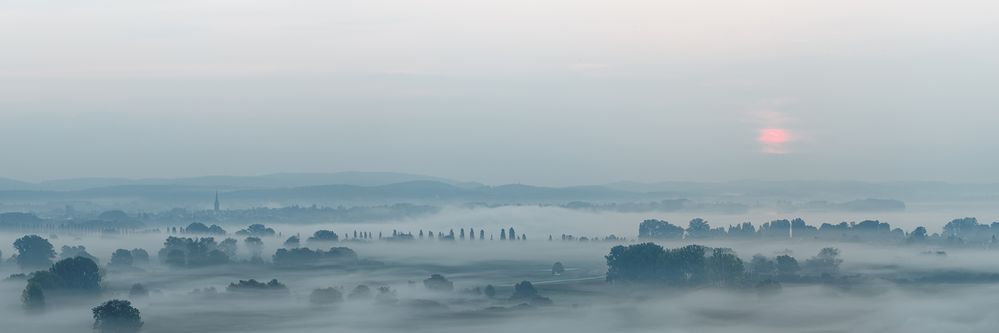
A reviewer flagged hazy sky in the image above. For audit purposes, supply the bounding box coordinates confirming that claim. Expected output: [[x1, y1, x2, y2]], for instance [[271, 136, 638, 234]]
[[1, 0, 998, 185]]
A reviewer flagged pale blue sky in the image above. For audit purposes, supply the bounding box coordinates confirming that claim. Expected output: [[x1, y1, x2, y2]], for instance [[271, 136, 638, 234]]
[[1, 0, 997, 185]]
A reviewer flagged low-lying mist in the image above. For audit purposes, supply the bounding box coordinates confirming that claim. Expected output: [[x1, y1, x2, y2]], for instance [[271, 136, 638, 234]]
[[3, 206, 999, 333]]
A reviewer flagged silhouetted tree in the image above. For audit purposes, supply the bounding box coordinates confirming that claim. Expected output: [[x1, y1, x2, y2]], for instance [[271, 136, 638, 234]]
[[110, 249, 134, 268], [129, 284, 149, 298], [308, 230, 339, 243], [484, 284, 496, 298], [158, 237, 230, 267], [22, 282, 45, 311], [273, 247, 358, 266], [14, 235, 55, 270], [687, 218, 712, 239], [236, 224, 276, 237], [164, 249, 185, 266], [606, 242, 667, 283], [908, 226, 928, 243], [60, 245, 99, 264], [244, 237, 264, 259], [50, 257, 101, 291], [706, 248, 746, 286], [509, 228, 516, 241], [500, 229, 506, 240], [309, 287, 344, 305], [775, 255, 800, 278], [92, 299, 143, 333], [510, 281, 551, 305], [185, 222, 213, 234], [219, 238, 238, 258], [348, 284, 372, 300], [27, 270, 62, 290], [606, 243, 721, 285], [376, 286, 398, 304], [130, 249, 149, 265], [226, 279, 289, 295], [748, 254, 777, 279], [638, 219, 684, 240], [284, 235, 298, 248], [802, 247, 842, 276], [424, 274, 454, 291]]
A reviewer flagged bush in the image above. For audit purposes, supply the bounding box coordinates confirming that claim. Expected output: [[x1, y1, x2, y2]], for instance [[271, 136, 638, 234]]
[[92, 300, 143, 333], [129, 284, 149, 298], [348, 285, 372, 300], [423, 274, 454, 291], [226, 279, 289, 295], [309, 287, 343, 305]]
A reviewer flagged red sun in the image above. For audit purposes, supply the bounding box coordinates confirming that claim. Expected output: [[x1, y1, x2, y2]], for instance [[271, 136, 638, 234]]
[[758, 128, 789, 144]]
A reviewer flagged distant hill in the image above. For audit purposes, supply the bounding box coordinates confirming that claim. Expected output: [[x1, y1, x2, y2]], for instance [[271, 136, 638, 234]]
[[603, 180, 999, 202], [222, 181, 644, 203], [0, 180, 649, 208], [0, 177, 34, 191], [5, 173, 994, 211], [0, 172, 482, 191]]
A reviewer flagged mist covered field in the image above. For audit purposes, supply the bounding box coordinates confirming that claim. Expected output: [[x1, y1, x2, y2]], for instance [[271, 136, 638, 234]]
[[4, 205, 999, 333]]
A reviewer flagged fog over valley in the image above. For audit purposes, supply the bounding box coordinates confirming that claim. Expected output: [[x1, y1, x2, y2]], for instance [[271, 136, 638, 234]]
[[4, 0, 999, 332], [3, 173, 999, 332]]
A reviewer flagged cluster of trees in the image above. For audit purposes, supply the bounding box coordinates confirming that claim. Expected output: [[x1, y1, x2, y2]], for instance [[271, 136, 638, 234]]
[[272, 247, 358, 266], [637, 217, 999, 246], [509, 281, 552, 305], [310, 287, 344, 305], [939, 217, 999, 244], [421, 274, 551, 306], [109, 248, 150, 269], [746, 248, 843, 280], [8, 235, 109, 312], [59, 245, 99, 264], [13, 234, 57, 269], [313, 284, 397, 304], [181, 222, 227, 235], [150, 233, 366, 268], [9, 236, 150, 332], [21, 256, 102, 311], [552, 234, 624, 242], [409, 227, 525, 241], [307, 230, 339, 243], [423, 274, 454, 291], [226, 278, 290, 295], [235, 224, 277, 237], [606, 242, 843, 289], [92, 300, 143, 333], [279, 227, 532, 242], [157, 236, 235, 267]]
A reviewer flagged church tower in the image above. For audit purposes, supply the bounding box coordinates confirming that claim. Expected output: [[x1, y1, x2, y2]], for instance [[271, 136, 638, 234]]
[[214, 191, 220, 212]]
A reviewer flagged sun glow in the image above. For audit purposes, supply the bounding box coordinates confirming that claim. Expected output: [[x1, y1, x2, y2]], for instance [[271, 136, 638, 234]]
[[758, 128, 790, 154]]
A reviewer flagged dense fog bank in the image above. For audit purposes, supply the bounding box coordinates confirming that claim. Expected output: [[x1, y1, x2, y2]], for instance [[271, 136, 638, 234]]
[[3, 205, 999, 332]]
